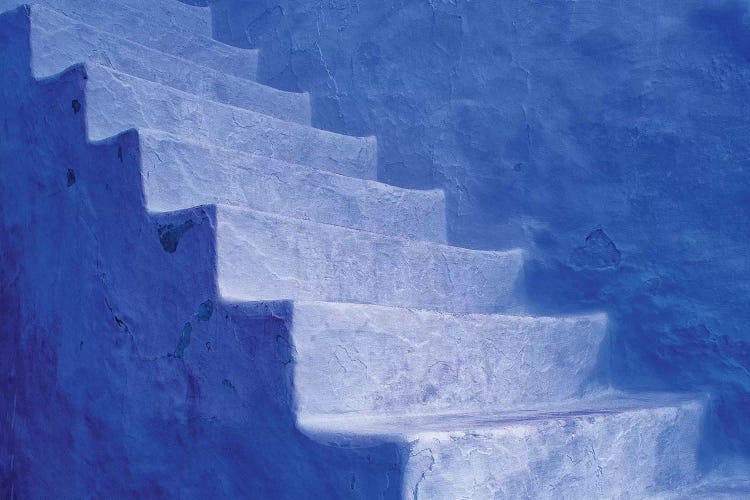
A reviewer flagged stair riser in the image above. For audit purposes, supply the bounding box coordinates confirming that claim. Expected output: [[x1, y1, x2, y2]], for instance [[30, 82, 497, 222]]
[[292, 305, 607, 416], [404, 402, 704, 500], [140, 132, 446, 242], [28, 6, 310, 124], [84, 64, 377, 179], [0, 0, 211, 37], [215, 206, 523, 312]]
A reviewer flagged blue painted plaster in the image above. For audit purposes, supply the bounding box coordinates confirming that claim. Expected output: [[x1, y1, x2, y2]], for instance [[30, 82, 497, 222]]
[[1, 0, 749, 495], [207, 0, 750, 459]]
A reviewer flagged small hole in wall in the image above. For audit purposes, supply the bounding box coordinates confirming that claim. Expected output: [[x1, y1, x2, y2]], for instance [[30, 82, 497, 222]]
[[67, 169, 76, 187], [71, 99, 81, 113]]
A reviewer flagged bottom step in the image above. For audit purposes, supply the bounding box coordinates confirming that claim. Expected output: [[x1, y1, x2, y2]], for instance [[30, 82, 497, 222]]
[[669, 471, 750, 499], [301, 394, 706, 499]]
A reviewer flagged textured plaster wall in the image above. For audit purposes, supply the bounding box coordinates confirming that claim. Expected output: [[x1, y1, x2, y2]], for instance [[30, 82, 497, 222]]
[[204, 0, 750, 459]]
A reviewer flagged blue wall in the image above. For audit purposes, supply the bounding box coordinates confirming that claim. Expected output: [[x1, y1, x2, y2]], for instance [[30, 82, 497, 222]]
[[205, 0, 750, 458]]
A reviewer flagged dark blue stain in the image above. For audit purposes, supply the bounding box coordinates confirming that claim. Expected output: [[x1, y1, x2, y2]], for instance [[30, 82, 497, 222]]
[[245, 6, 284, 46], [196, 300, 213, 321], [173, 322, 193, 358], [157, 219, 194, 253], [66, 168, 76, 187], [570, 228, 621, 270], [71, 99, 81, 113]]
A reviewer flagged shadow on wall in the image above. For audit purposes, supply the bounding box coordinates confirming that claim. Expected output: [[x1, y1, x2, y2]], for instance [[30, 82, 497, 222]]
[[201, 0, 750, 461], [0, 6, 403, 497]]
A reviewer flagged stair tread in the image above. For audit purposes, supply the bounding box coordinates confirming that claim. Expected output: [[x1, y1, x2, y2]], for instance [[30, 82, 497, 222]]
[[299, 392, 704, 438], [290, 301, 605, 416], [85, 63, 376, 179], [212, 203, 523, 312], [386, 393, 704, 499], [206, 204, 521, 263], [139, 129, 445, 241], [27, 4, 309, 124]]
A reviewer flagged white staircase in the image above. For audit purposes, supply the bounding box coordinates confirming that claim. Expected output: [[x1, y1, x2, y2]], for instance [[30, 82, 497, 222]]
[[2, 1, 744, 497]]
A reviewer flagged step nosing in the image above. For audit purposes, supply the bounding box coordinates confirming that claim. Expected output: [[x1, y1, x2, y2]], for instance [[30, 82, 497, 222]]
[[299, 393, 706, 431], [290, 300, 604, 322]]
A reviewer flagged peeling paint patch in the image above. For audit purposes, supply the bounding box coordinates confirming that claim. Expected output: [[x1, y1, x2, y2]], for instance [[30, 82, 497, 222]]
[[570, 228, 621, 269], [157, 219, 194, 253], [196, 300, 213, 321], [174, 322, 193, 358]]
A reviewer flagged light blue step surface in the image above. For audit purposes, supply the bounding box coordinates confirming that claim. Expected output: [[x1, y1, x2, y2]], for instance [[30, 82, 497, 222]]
[[0, 0, 258, 79], [0, 0, 212, 36], [290, 301, 607, 416], [139, 129, 446, 241], [84, 63, 377, 179], [26, 5, 309, 124], [212, 204, 524, 312], [302, 395, 706, 500]]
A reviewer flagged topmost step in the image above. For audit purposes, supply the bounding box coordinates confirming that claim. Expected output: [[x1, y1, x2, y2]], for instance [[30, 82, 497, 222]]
[[1, 2, 257, 79], [8, 2, 258, 80], [0, 0, 212, 36]]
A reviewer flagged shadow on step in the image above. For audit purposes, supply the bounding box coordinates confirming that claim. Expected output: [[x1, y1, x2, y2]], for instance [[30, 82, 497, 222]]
[[0, 6, 403, 497]]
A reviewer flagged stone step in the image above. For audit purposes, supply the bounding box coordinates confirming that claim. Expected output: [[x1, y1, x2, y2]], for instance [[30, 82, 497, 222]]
[[290, 301, 607, 417], [211, 204, 523, 312], [139, 130, 446, 241], [25, 5, 310, 124], [0, 1, 258, 79], [83, 63, 377, 179], [301, 394, 705, 500], [668, 473, 750, 499], [0, 0, 212, 37]]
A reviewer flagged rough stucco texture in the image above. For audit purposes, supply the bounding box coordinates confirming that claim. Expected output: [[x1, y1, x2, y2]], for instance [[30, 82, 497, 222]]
[[0, 8, 403, 496], [204, 0, 750, 458]]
